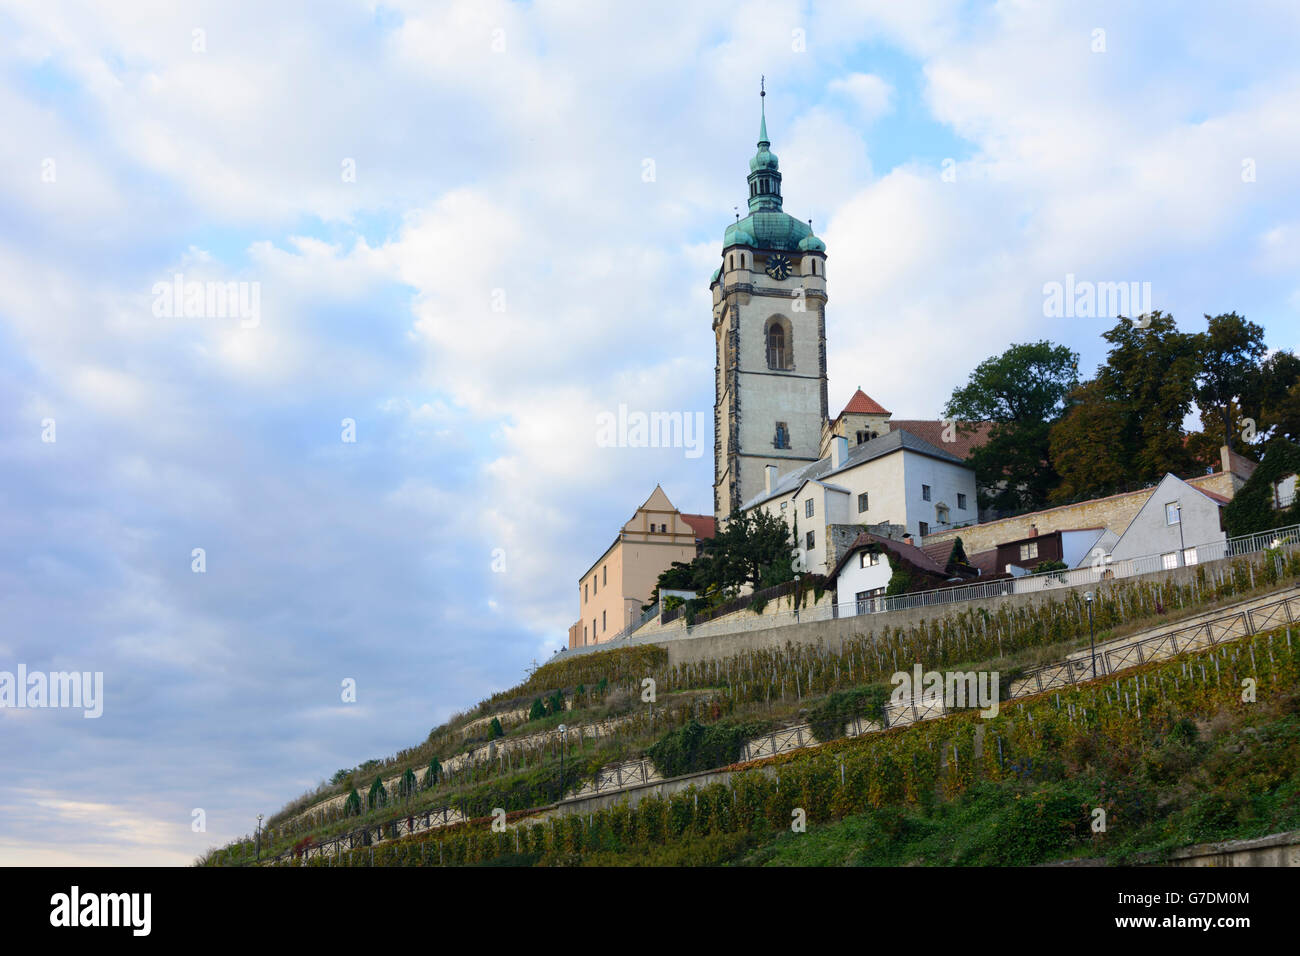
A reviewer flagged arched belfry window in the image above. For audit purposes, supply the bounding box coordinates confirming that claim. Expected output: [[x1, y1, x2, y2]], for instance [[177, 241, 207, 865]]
[[766, 317, 792, 370]]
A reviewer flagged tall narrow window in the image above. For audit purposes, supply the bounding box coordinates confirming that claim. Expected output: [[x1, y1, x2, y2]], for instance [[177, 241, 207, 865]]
[[774, 422, 790, 449], [766, 319, 792, 369]]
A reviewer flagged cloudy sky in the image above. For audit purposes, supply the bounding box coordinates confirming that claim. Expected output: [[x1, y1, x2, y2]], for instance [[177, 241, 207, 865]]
[[2, 0, 1299, 865]]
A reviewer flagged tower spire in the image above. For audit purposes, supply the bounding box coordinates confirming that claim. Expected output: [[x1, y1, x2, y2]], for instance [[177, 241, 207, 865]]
[[758, 76, 769, 146]]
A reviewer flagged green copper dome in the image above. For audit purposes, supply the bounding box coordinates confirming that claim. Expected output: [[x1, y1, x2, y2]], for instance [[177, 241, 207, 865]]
[[720, 86, 815, 253], [750, 145, 779, 172], [725, 212, 811, 250], [798, 232, 826, 253]]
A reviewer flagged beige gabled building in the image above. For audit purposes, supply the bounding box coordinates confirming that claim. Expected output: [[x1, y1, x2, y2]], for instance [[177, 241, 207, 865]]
[[569, 486, 716, 649]]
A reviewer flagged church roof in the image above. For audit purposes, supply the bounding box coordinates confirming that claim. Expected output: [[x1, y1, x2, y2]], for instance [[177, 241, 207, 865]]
[[838, 388, 890, 418], [740, 428, 968, 511], [724, 211, 811, 251]]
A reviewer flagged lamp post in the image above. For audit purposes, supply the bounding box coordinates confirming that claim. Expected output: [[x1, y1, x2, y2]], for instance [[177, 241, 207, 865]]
[[557, 724, 567, 803], [256, 813, 263, 863], [1176, 502, 1186, 566], [794, 573, 802, 622], [1084, 591, 1097, 680]]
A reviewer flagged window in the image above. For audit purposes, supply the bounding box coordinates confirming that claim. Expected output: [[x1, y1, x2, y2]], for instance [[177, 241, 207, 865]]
[[780, 501, 788, 511], [936, 505, 950, 524], [584, 583, 588, 603], [602, 565, 607, 584], [855, 430, 869, 444], [922, 484, 931, 502], [1162, 552, 1178, 570], [805, 498, 815, 518], [1165, 502, 1180, 525], [856, 587, 885, 615], [1183, 547, 1199, 565], [766, 319, 792, 369], [806, 530, 815, 550], [919, 521, 930, 536], [774, 422, 790, 449], [859, 551, 882, 568], [602, 610, 606, 632], [1019, 541, 1039, 561], [593, 576, 597, 595], [858, 492, 869, 513], [728, 254, 733, 270], [957, 493, 967, 510]]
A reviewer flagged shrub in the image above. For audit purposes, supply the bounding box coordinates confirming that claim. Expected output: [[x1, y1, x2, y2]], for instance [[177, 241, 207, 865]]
[[488, 717, 504, 740], [423, 758, 441, 790], [646, 719, 759, 777], [808, 684, 892, 743], [342, 788, 362, 817]]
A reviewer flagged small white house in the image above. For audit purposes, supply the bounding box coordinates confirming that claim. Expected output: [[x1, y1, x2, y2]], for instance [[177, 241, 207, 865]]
[[829, 532, 952, 616], [1107, 474, 1228, 568]]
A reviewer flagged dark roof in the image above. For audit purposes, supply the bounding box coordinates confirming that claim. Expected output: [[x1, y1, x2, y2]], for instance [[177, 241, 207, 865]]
[[968, 548, 1001, 576], [742, 428, 968, 510], [889, 420, 994, 462], [680, 513, 717, 539], [830, 532, 947, 581]]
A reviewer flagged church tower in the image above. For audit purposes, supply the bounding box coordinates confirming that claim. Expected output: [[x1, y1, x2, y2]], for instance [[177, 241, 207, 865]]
[[712, 85, 829, 520]]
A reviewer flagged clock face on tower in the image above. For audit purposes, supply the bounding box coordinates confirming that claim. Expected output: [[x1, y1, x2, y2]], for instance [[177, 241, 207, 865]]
[[764, 253, 793, 281]]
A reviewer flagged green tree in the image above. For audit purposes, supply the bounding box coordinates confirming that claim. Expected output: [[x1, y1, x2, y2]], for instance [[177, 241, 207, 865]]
[[397, 767, 417, 801], [343, 788, 362, 817], [659, 509, 796, 600], [423, 758, 441, 790], [1048, 380, 1132, 501], [1193, 312, 1266, 451], [1246, 350, 1300, 444], [1096, 313, 1201, 480], [488, 717, 504, 740], [367, 776, 387, 812], [1223, 437, 1300, 534], [528, 698, 546, 721], [943, 341, 1079, 513]]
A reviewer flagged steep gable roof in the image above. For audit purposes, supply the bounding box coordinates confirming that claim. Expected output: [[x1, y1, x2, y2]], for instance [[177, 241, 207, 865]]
[[830, 531, 947, 581], [838, 387, 890, 418]]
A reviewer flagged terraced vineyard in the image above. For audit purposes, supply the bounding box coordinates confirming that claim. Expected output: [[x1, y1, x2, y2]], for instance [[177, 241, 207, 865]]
[[200, 549, 1300, 866]]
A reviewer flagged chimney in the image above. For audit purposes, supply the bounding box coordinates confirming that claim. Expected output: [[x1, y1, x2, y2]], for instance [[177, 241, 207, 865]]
[[1029, 524, 1038, 538], [830, 435, 849, 470], [764, 464, 778, 494]]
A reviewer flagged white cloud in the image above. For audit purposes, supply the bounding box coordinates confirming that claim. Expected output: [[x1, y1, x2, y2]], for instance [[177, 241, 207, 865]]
[[828, 72, 894, 122]]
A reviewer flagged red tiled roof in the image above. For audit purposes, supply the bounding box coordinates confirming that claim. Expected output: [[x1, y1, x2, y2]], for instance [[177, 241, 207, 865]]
[[889, 420, 994, 462], [839, 388, 891, 417], [1196, 489, 1231, 506], [680, 513, 717, 540]]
